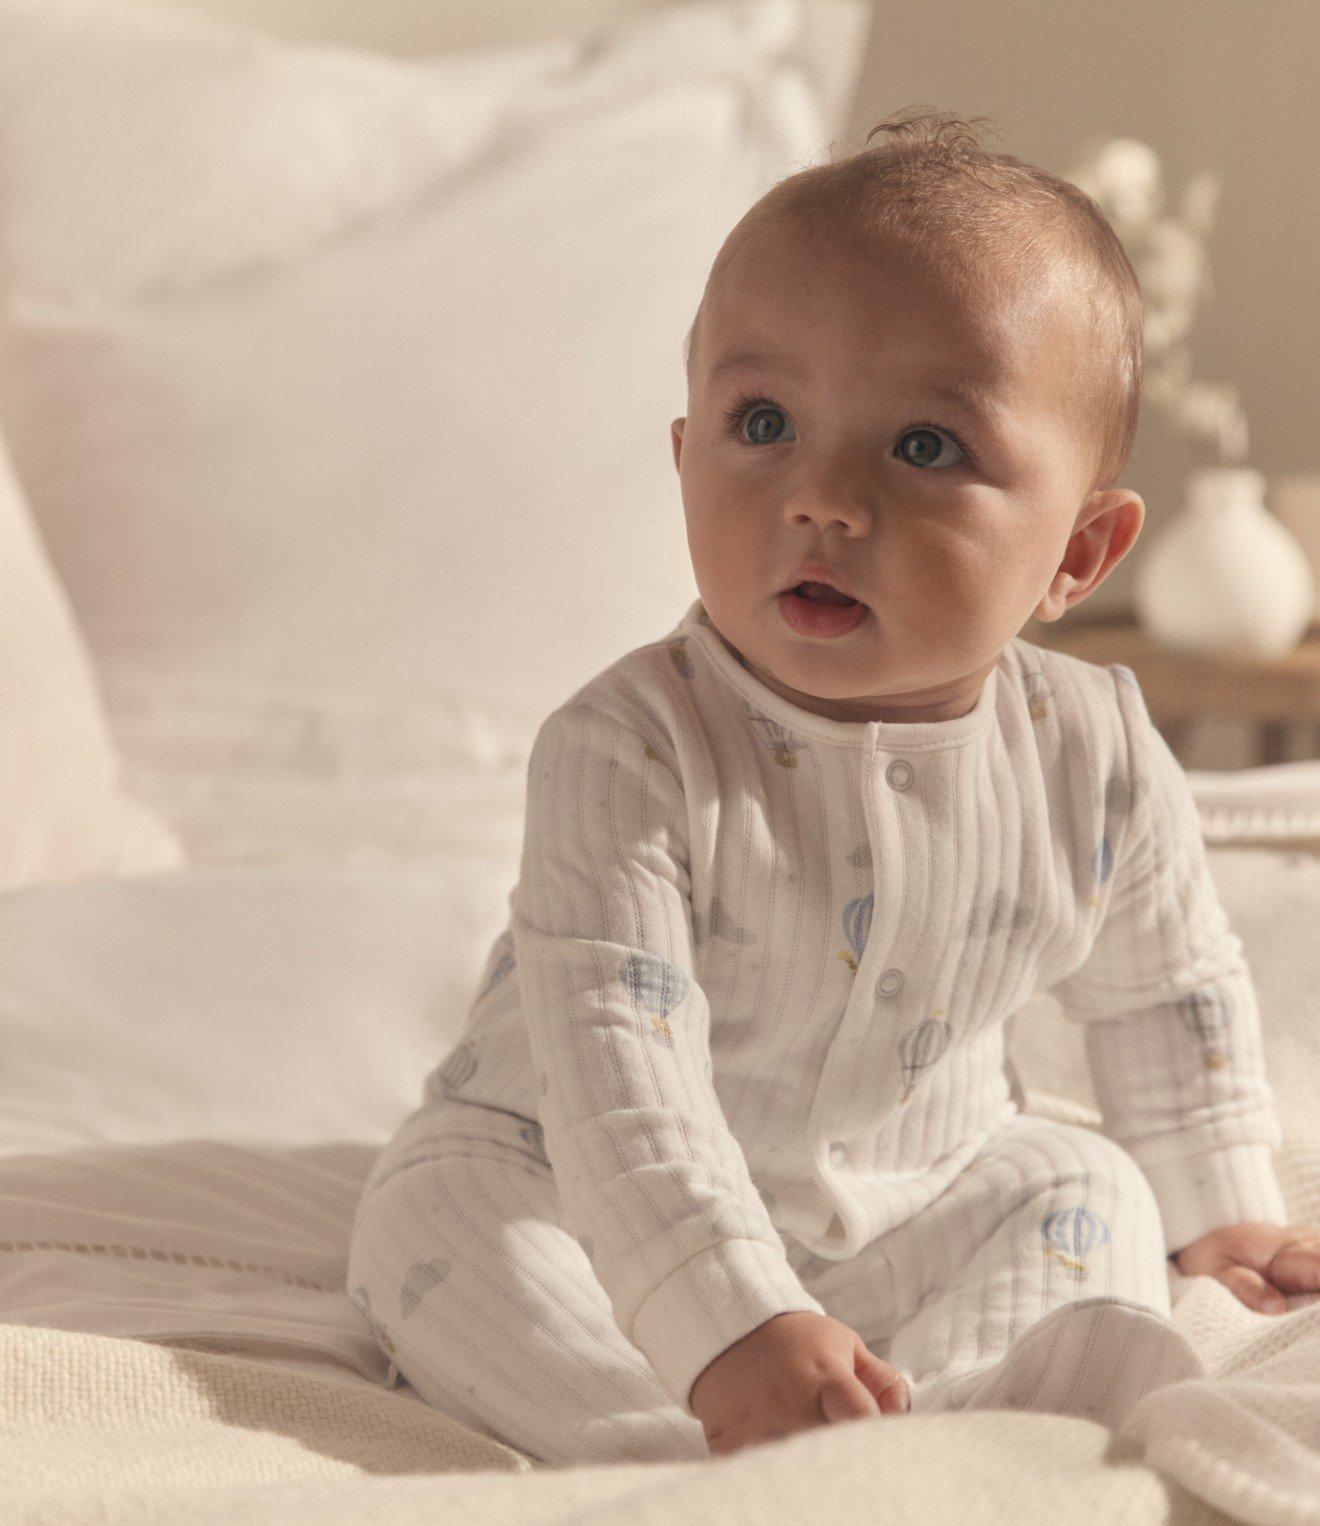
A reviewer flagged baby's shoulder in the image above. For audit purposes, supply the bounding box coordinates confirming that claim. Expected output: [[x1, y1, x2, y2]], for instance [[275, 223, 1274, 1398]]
[[1005, 635, 1142, 776], [530, 631, 695, 771]]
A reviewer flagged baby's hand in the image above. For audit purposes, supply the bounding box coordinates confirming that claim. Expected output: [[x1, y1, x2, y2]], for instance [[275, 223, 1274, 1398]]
[[688, 1310, 910, 1458], [1174, 1221, 1320, 1313]]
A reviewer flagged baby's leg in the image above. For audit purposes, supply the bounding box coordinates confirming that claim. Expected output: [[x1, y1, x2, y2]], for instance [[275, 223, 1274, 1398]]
[[346, 1104, 709, 1467], [854, 1114, 1205, 1427]]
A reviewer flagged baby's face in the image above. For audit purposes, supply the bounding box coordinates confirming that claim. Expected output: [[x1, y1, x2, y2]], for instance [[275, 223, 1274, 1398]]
[[671, 219, 1144, 723]]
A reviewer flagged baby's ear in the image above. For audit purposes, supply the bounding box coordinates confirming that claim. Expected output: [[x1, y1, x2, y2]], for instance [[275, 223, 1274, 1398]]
[[1038, 488, 1146, 621], [670, 418, 686, 472]]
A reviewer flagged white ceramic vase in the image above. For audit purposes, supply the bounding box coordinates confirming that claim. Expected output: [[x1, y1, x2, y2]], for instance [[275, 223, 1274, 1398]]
[[1133, 466, 1315, 659]]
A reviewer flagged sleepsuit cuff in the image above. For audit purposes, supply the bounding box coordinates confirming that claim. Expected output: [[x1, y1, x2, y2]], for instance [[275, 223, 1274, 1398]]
[[1140, 1140, 1289, 1256], [628, 1235, 829, 1415]]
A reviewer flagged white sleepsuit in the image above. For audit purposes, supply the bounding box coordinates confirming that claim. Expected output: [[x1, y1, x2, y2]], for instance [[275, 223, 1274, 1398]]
[[347, 597, 1290, 1467]]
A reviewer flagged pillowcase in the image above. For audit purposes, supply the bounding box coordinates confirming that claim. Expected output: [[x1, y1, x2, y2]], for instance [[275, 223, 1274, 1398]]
[[0, 0, 869, 868], [0, 854, 516, 1381], [1187, 761, 1320, 847], [0, 422, 183, 889]]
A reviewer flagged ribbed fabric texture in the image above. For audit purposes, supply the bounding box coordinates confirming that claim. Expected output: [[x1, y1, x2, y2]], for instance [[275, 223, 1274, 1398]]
[[428, 597, 1288, 1415]]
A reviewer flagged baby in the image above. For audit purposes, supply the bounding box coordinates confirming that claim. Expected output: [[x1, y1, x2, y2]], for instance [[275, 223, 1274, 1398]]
[[347, 109, 1318, 1468]]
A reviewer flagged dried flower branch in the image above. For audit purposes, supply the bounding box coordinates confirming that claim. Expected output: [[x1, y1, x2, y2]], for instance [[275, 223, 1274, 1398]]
[[1065, 138, 1248, 462]]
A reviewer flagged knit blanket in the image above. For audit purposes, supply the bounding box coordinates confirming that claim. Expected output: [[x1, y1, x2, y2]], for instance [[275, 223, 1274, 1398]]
[[0, 1308, 1253, 1526], [3, 1084, 1318, 1526]]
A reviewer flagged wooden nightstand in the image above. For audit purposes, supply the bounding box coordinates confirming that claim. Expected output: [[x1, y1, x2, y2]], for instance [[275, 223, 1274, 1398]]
[[1023, 611, 1320, 767]]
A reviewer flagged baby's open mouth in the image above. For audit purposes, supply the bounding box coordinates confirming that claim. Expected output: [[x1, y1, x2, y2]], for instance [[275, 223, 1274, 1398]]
[[778, 581, 869, 638], [791, 581, 860, 607]]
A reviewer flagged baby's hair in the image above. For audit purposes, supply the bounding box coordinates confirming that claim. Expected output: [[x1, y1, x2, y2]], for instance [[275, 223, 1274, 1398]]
[[685, 106, 1144, 497]]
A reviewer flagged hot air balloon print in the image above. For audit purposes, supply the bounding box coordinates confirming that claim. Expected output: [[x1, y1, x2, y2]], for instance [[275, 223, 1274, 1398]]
[[1041, 1207, 1109, 1279], [437, 1038, 479, 1092], [619, 951, 690, 1043], [1026, 671, 1051, 721], [667, 639, 695, 679], [1176, 987, 1230, 1069], [519, 1120, 549, 1163], [838, 892, 874, 972], [399, 1258, 451, 1318], [898, 1015, 951, 1104], [967, 891, 1034, 943], [1090, 775, 1134, 907], [479, 930, 516, 1000], [746, 709, 801, 768], [1088, 835, 1114, 909]]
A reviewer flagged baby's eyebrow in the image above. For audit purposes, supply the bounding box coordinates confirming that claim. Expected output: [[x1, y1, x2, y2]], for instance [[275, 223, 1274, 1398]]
[[924, 380, 1005, 429], [708, 349, 800, 380]]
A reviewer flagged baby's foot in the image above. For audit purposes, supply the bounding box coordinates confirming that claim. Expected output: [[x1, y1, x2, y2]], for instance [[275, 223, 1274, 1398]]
[[908, 1296, 1206, 1429]]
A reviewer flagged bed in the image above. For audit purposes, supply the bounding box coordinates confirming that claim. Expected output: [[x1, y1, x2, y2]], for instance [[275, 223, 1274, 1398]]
[[1, 1, 1318, 1521]]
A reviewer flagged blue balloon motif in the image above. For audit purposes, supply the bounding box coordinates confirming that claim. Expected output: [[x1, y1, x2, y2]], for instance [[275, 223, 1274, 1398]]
[[746, 710, 801, 768], [480, 930, 516, 999], [1041, 1207, 1110, 1279], [667, 639, 695, 679], [1026, 672, 1051, 721], [1177, 986, 1231, 1070], [519, 1120, 549, 1164], [898, 1017, 951, 1104], [838, 893, 874, 972], [437, 1039, 478, 1092], [619, 951, 690, 1042], [399, 1258, 451, 1319], [1089, 835, 1114, 908]]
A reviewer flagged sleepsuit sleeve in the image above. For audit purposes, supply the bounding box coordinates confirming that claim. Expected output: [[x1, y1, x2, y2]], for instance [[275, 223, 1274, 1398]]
[[1047, 665, 1288, 1257], [510, 699, 827, 1414]]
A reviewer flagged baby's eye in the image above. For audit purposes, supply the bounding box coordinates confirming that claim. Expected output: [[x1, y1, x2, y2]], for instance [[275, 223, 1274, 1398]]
[[724, 397, 796, 446], [722, 397, 972, 470], [897, 427, 968, 470]]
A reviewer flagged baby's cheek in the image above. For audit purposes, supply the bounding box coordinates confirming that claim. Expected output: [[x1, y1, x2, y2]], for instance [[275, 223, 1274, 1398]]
[[901, 535, 985, 605]]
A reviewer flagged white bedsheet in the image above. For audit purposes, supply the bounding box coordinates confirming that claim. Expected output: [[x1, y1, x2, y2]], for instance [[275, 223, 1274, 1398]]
[[2, 842, 1320, 1521]]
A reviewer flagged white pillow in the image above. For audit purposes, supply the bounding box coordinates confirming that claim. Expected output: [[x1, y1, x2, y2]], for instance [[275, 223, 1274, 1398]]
[[0, 422, 183, 889], [0, 856, 517, 1381], [1187, 761, 1320, 847], [0, 0, 869, 868]]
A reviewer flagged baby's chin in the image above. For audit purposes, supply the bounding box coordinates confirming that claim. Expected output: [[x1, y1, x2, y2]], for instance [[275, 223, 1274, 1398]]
[[748, 632, 987, 723], [744, 647, 899, 716]]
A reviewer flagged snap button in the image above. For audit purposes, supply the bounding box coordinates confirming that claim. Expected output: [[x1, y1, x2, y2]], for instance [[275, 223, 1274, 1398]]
[[828, 1142, 847, 1167], [886, 758, 914, 791], [877, 967, 904, 996]]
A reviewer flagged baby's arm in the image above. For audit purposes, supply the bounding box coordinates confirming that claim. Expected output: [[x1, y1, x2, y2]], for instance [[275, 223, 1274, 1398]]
[[1047, 666, 1288, 1257], [512, 699, 827, 1415]]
